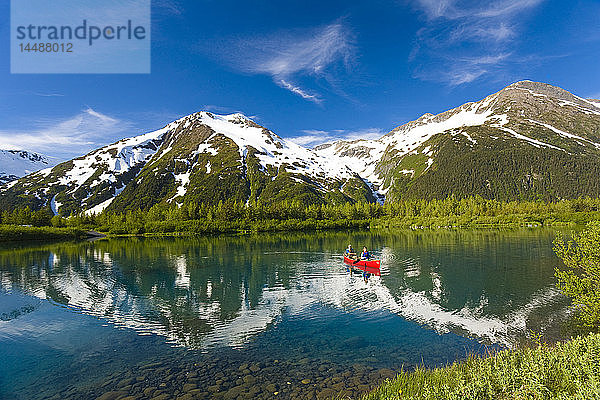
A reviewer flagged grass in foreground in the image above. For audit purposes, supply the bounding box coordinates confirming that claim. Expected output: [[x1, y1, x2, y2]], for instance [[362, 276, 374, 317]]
[[362, 333, 600, 400], [0, 225, 88, 242]]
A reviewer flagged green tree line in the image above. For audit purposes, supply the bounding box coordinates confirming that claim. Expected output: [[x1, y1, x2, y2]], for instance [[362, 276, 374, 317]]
[[2, 196, 600, 235]]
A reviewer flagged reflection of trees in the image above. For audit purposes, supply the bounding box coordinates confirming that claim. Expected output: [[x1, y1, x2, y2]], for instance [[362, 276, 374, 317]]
[[375, 228, 564, 318], [0, 228, 566, 347]]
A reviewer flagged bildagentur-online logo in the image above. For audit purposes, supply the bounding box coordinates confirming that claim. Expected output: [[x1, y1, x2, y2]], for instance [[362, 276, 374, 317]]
[[15, 20, 147, 46], [11, 0, 150, 74]]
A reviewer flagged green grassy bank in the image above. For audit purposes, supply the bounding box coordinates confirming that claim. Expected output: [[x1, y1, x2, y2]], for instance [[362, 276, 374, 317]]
[[362, 333, 600, 400], [0, 225, 88, 242]]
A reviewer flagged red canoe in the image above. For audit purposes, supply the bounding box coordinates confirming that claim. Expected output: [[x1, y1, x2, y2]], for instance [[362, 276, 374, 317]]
[[343, 255, 381, 276], [343, 256, 380, 268]]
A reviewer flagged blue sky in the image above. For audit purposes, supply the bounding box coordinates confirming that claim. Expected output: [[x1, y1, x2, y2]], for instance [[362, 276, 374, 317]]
[[1, 0, 599, 160]]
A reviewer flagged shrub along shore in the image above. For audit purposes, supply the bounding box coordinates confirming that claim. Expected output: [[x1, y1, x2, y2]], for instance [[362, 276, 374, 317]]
[[1, 196, 600, 240], [361, 332, 600, 400]]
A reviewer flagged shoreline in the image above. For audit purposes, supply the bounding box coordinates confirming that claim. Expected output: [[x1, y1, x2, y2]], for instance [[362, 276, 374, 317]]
[[0, 217, 585, 243]]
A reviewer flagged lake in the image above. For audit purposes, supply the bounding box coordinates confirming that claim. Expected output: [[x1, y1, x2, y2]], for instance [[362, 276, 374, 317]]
[[0, 228, 571, 399]]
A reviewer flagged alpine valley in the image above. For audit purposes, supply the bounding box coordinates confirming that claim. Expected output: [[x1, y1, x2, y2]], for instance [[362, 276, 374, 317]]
[[2, 80, 600, 216]]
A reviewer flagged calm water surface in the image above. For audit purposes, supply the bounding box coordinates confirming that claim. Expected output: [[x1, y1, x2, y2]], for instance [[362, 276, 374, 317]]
[[0, 229, 570, 399]]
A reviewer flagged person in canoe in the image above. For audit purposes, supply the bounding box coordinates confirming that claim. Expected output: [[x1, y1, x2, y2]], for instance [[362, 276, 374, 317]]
[[360, 247, 371, 260], [345, 244, 357, 259]]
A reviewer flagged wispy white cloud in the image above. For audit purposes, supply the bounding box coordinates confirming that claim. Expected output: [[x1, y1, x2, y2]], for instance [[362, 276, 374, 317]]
[[412, 0, 457, 19], [475, 0, 544, 18], [444, 69, 487, 86], [434, 52, 512, 85], [411, 0, 543, 20], [448, 22, 515, 43], [211, 21, 355, 103], [33, 92, 65, 97], [0, 108, 132, 160], [409, 0, 545, 85], [289, 128, 384, 148], [279, 80, 321, 103], [461, 53, 512, 65]]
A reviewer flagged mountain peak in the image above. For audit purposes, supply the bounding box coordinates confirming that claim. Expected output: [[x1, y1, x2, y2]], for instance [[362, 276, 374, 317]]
[[496, 80, 600, 116], [223, 112, 252, 121], [176, 111, 264, 132], [502, 80, 583, 102]]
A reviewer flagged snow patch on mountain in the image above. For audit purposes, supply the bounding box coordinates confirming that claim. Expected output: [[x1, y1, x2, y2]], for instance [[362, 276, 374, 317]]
[[60, 126, 169, 191], [558, 99, 600, 115], [315, 96, 499, 195], [496, 126, 565, 151], [189, 112, 356, 182], [171, 171, 191, 201], [527, 119, 600, 149], [85, 186, 126, 215], [455, 130, 477, 144], [195, 142, 218, 156]]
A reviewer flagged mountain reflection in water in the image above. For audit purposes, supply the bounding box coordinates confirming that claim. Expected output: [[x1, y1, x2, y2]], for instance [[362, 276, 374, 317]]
[[0, 229, 570, 350]]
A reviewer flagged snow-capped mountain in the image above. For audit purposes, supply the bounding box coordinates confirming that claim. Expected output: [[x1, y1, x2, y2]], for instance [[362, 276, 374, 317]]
[[1, 80, 600, 215], [0, 112, 371, 215], [315, 80, 600, 201], [0, 149, 52, 185], [314, 95, 500, 200]]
